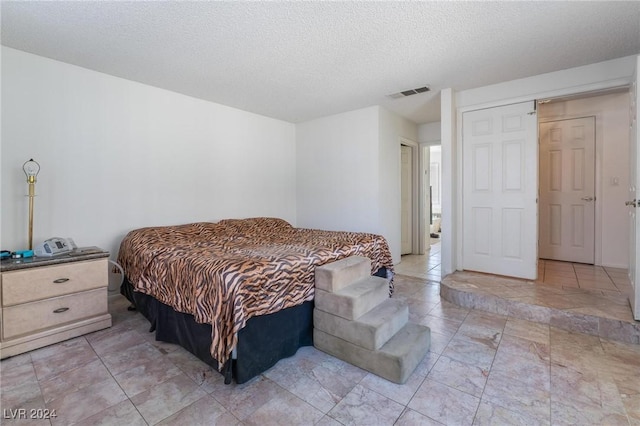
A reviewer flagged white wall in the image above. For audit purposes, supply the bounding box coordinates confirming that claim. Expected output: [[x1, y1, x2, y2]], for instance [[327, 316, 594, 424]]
[[539, 92, 631, 268], [296, 106, 380, 232], [418, 122, 441, 144], [1, 47, 296, 257], [296, 106, 417, 264]]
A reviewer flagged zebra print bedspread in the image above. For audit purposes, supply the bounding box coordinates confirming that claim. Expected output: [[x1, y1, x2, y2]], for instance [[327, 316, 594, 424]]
[[117, 217, 394, 368]]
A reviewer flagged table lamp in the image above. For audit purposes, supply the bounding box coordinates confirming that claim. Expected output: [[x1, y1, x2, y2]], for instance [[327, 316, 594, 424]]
[[23, 158, 40, 250]]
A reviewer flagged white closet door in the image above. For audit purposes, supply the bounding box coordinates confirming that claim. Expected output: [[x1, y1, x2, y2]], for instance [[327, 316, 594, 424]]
[[462, 102, 538, 279], [539, 117, 595, 264]]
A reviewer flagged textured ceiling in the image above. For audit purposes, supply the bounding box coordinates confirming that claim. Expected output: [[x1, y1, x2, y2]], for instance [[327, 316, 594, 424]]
[[2, 1, 639, 124]]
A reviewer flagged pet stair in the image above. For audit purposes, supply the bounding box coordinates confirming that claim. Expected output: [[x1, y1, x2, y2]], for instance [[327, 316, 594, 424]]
[[313, 256, 431, 384]]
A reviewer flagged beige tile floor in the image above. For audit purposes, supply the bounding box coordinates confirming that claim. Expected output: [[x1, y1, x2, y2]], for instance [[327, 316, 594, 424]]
[[394, 239, 442, 282], [397, 240, 632, 297], [2, 275, 640, 425], [537, 259, 633, 297], [399, 241, 636, 324]]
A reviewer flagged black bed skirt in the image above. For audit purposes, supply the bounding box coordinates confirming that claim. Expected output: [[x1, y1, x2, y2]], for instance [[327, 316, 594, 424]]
[[121, 278, 314, 384], [121, 267, 388, 384]]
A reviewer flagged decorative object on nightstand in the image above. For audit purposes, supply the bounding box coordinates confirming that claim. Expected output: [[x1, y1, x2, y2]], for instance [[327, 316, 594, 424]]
[[23, 158, 40, 250], [0, 248, 112, 358]]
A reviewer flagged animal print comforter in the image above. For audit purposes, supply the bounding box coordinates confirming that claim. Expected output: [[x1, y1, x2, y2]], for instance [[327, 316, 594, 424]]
[[117, 217, 394, 367]]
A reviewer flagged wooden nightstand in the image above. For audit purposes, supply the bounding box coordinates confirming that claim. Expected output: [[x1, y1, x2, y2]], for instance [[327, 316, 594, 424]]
[[0, 248, 112, 358]]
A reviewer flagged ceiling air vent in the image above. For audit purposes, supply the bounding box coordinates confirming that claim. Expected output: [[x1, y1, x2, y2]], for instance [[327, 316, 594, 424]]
[[387, 86, 431, 99]]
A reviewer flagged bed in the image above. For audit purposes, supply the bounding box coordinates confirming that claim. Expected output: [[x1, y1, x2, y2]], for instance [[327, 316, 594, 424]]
[[117, 217, 394, 383]]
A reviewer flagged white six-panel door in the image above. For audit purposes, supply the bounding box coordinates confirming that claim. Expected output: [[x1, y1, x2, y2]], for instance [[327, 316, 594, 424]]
[[462, 102, 538, 279], [539, 117, 596, 264]]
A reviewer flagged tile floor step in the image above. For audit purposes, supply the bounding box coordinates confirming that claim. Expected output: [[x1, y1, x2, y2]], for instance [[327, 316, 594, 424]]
[[314, 276, 389, 320], [314, 298, 408, 350], [314, 323, 431, 384], [441, 270, 640, 345], [315, 256, 372, 293]]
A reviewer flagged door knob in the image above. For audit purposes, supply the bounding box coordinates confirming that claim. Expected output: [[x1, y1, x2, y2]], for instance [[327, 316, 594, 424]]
[[581, 196, 594, 202], [625, 199, 637, 207]]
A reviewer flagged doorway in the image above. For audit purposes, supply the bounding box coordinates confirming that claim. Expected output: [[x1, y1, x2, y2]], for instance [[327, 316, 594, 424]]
[[401, 144, 413, 255], [455, 85, 637, 320], [459, 92, 632, 279], [534, 92, 634, 316], [537, 91, 631, 270], [397, 140, 443, 279], [428, 145, 442, 244], [400, 138, 427, 256]]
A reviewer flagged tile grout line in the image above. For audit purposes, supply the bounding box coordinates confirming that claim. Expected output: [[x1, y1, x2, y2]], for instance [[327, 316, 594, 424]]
[[30, 352, 53, 426], [467, 313, 506, 425], [85, 327, 150, 425]]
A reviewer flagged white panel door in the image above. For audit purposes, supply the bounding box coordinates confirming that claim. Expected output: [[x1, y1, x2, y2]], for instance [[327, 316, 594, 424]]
[[629, 61, 639, 320], [401, 145, 412, 255], [462, 102, 538, 279], [539, 117, 596, 264]]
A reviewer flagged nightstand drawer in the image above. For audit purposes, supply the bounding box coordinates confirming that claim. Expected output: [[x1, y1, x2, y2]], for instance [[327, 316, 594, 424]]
[[1, 258, 107, 306], [2, 288, 107, 339]]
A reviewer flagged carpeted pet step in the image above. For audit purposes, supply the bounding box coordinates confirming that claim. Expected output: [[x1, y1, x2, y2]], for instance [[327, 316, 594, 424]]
[[314, 323, 431, 384], [314, 298, 408, 351], [315, 256, 372, 293], [314, 276, 389, 320]]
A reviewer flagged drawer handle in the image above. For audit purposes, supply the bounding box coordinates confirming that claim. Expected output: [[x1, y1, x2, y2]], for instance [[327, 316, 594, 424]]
[[53, 278, 70, 283], [53, 307, 69, 314]]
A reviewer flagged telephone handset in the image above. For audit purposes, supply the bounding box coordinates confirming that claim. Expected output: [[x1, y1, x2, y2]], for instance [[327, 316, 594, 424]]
[[34, 238, 77, 257]]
